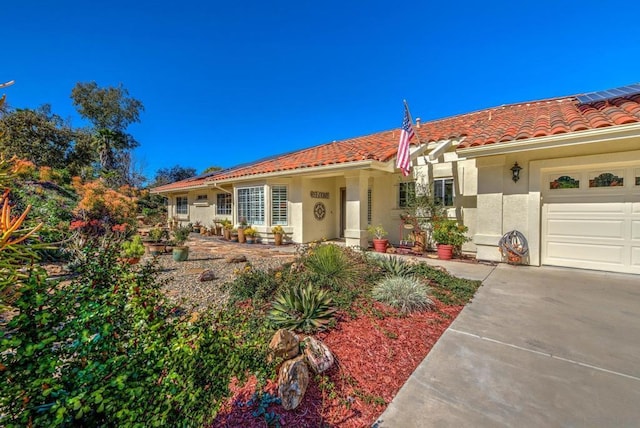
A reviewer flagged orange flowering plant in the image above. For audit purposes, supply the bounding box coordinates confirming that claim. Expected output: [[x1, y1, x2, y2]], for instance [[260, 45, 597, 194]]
[[431, 217, 471, 247]]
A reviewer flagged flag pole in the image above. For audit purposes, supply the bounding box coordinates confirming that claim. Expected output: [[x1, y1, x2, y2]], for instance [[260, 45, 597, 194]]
[[402, 99, 421, 144]]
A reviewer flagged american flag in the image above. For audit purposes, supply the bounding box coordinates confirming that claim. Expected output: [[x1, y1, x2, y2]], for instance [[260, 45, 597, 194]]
[[396, 105, 415, 176]]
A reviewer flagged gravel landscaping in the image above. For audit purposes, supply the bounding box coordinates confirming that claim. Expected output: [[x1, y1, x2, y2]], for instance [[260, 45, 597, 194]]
[[154, 240, 296, 311]]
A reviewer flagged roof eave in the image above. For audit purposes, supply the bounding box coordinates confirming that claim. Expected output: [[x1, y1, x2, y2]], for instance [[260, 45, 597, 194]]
[[211, 159, 392, 184], [458, 123, 640, 158]]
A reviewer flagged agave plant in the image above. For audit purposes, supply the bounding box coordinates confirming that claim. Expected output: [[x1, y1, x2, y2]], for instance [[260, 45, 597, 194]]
[[372, 254, 415, 278], [268, 283, 337, 333]]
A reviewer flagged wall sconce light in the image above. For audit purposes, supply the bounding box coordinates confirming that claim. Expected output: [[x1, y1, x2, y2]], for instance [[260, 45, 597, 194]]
[[511, 162, 522, 182]]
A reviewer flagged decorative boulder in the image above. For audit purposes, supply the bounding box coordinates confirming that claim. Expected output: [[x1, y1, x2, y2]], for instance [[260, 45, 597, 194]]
[[302, 336, 335, 374], [268, 329, 299, 363], [277, 356, 309, 410], [225, 254, 247, 263], [198, 269, 216, 282]]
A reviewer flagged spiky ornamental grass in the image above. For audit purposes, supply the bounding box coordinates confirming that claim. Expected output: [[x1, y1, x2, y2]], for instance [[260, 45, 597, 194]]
[[372, 275, 436, 314]]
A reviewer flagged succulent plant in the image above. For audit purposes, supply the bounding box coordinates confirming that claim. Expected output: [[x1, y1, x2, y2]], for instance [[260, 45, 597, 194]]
[[268, 283, 336, 333]]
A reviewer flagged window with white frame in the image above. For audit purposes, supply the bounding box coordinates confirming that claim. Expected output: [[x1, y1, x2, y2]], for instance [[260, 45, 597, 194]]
[[216, 193, 231, 215], [271, 185, 288, 225], [434, 178, 454, 206], [237, 186, 265, 225], [176, 196, 188, 215], [398, 182, 415, 208]]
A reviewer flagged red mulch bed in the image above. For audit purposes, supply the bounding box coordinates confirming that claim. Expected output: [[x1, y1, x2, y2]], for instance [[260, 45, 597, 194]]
[[212, 299, 463, 427]]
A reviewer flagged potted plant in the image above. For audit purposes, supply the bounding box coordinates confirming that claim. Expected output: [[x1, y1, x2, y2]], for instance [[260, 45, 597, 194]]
[[192, 220, 202, 234], [431, 217, 471, 260], [172, 225, 191, 261], [222, 220, 233, 240], [271, 225, 286, 246], [244, 227, 258, 244], [146, 227, 167, 256], [120, 235, 145, 264], [230, 228, 239, 242], [237, 218, 248, 243], [367, 224, 389, 253]]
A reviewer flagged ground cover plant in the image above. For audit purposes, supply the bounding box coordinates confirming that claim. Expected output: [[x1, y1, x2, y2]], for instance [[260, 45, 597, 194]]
[[2, 226, 481, 427], [213, 242, 482, 427]]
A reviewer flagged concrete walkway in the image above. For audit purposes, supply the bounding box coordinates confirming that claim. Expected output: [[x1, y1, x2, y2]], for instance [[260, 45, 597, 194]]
[[377, 264, 640, 427]]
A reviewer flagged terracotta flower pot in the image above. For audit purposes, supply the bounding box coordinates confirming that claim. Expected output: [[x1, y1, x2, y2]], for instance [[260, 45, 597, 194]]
[[224, 229, 231, 240], [437, 244, 454, 260], [237, 228, 246, 243], [274, 233, 283, 246], [372, 239, 389, 253]]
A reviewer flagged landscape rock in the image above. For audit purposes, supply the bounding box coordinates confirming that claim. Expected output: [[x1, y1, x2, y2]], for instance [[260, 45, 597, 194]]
[[268, 329, 299, 363], [225, 254, 247, 263], [198, 269, 216, 282], [278, 355, 309, 410], [302, 336, 334, 374]]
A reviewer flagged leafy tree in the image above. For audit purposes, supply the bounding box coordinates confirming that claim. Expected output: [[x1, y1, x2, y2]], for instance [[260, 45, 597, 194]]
[[152, 165, 197, 187], [0, 105, 93, 173], [70, 82, 144, 185], [202, 165, 223, 174]]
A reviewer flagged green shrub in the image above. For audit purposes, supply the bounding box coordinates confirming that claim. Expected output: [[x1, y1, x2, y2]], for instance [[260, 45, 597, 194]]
[[226, 266, 283, 304], [372, 275, 435, 314], [303, 243, 361, 291], [411, 263, 481, 305], [268, 283, 337, 333], [0, 242, 274, 426], [120, 234, 145, 258]]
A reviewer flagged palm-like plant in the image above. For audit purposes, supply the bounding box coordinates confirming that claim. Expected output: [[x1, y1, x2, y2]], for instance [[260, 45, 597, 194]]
[[268, 283, 337, 333]]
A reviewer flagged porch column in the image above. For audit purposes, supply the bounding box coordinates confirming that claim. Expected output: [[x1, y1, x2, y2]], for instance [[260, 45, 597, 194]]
[[344, 171, 369, 248]]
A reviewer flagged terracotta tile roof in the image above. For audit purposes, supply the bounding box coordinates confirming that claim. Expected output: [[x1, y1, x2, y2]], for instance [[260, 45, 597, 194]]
[[210, 130, 403, 181], [151, 129, 409, 192], [420, 93, 640, 149], [152, 87, 640, 193]]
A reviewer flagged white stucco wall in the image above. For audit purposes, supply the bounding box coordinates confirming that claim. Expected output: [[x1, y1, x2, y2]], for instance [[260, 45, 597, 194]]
[[471, 135, 640, 264]]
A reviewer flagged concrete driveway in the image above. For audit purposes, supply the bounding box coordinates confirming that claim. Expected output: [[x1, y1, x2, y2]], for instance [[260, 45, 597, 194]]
[[377, 264, 640, 427]]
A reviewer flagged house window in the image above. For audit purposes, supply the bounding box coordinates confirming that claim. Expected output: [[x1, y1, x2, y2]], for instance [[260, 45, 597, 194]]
[[398, 182, 415, 208], [367, 188, 372, 225], [237, 186, 265, 225], [434, 178, 454, 206], [196, 194, 208, 201], [589, 172, 624, 188], [271, 185, 288, 225], [216, 193, 231, 215], [176, 196, 188, 215]]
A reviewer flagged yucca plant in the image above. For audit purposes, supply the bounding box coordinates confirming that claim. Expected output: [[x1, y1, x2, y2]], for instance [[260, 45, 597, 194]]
[[268, 283, 337, 333], [372, 275, 435, 314], [303, 243, 361, 292]]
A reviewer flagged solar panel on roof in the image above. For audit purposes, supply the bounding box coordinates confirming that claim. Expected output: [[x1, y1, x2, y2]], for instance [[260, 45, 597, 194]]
[[576, 84, 640, 104]]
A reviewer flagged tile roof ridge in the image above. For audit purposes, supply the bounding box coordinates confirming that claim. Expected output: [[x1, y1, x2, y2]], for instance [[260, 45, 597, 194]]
[[424, 95, 577, 126]]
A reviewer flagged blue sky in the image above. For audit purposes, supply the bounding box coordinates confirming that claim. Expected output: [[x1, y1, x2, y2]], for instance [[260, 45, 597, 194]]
[[4, 1, 640, 181]]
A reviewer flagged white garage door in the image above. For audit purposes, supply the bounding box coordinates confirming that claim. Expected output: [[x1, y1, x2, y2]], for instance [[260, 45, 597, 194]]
[[542, 166, 640, 274]]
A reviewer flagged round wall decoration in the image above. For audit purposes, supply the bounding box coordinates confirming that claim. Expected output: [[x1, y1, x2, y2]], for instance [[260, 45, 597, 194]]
[[313, 202, 326, 221]]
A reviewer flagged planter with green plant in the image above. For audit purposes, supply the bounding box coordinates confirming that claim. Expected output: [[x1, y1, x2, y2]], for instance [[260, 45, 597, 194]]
[[367, 224, 389, 253], [431, 217, 471, 260], [120, 235, 145, 264], [230, 228, 239, 242], [146, 227, 167, 256], [172, 225, 191, 261], [237, 218, 248, 243], [271, 225, 286, 246]]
